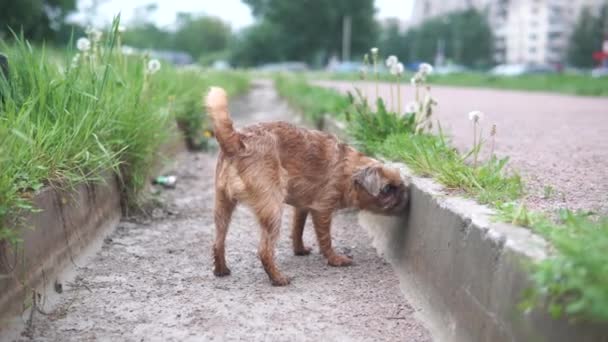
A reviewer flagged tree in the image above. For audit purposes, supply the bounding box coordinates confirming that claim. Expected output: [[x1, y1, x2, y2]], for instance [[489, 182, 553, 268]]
[[173, 14, 232, 59], [0, 0, 77, 41], [400, 9, 493, 67], [241, 0, 378, 65], [230, 21, 285, 66], [567, 5, 608, 68], [122, 12, 232, 62], [378, 19, 410, 61]]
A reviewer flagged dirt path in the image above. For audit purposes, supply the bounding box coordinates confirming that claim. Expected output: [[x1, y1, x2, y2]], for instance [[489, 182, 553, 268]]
[[12, 80, 431, 341], [316, 80, 608, 215]]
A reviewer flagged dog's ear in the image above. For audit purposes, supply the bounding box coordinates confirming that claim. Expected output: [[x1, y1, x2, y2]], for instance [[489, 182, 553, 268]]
[[353, 166, 383, 197]]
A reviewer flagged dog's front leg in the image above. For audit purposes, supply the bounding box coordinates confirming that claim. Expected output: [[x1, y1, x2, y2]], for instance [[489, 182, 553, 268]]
[[311, 211, 353, 267]]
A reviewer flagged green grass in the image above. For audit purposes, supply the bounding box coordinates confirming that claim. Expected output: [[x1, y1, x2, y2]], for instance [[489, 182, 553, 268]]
[[275, 75, 349, 126], [170, 68, 250, 148], [274, 75, 608, 322], [0, 26, 249, 245], [344, 89, 523, 205], [498, 205, 608, 321], [314, 71, 608, 97]]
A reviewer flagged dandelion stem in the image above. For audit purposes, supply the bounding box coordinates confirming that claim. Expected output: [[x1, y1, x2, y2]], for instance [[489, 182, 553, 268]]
[[473, 122, 477, 167], [389, 82, 394, 112], [397, 79, 402, 114], [374, 64, 379, 101]]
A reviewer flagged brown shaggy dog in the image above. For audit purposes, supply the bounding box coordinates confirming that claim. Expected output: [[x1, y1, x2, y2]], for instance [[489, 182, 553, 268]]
[[205, 87, 409, 286]]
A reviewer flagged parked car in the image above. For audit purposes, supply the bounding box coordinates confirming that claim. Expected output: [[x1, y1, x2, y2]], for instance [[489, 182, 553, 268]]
[[212, 60, 231, 70], [591, 67, 608, 78], [258, 62, 309, 72], [434, 64, 469, 75], [326, 61, 364, 74], [490, 63, 556, 76]]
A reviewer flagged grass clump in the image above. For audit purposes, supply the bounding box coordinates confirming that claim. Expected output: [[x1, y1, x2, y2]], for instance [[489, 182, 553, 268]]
[[345, 89, 522, 205], [275, 74, 349, 126], [169, 69, 249, 149], [499, 204, 608, 321], [0, 22, 249, 245]]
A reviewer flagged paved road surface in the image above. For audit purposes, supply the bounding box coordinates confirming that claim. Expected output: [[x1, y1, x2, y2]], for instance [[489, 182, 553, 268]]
[[317, 80, 608, 215], [10, 81, 431, 341]]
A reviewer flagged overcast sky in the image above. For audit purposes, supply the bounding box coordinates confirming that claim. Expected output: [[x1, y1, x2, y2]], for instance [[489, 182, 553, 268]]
[[71, 0, 414, 29]]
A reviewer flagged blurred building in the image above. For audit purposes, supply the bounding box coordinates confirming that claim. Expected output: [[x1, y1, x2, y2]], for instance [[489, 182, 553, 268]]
[[411, 0, 607, 65]]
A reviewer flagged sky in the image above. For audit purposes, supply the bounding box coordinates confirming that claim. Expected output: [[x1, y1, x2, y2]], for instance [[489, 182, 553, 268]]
[[71, 0, 414, 29]]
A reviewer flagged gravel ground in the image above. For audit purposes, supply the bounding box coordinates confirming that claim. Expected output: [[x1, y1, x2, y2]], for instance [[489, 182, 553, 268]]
[[316, 80, 608, 215], [11, 81, 431, 342]]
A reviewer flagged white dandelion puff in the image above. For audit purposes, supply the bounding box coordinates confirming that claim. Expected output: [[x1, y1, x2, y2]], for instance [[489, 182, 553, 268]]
[[71, 53, 80, 68], [405, 101, 420, 113], [419, 63, 434, 75], [468, 110, 484, 123], [147, 59, 161, 74], [395, 62, 404, 75], [121, 46, 136, 55], [385, 55, 398, 68], [370, 47, 378, 55], [390, 64, 399, 76], [86, 27, 103, 42], [76, 37, 91, 52]]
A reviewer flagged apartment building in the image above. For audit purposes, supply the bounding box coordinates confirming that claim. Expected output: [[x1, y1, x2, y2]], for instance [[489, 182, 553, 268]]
[[411, 0, 607, 64]]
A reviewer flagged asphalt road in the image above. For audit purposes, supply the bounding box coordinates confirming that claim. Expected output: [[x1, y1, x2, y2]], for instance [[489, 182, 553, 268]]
[[317, 80, 608, 215]]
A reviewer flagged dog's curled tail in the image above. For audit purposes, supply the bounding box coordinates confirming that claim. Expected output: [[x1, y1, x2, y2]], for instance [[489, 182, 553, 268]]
[[205, 87, 242, 155]]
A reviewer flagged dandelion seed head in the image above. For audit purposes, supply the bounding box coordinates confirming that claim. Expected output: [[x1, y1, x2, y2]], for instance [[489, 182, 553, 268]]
[[419, 63, 434, 75], [370, 47, 379, 55], [76, 37, 91, 52], [147, 59, 161, 74], [121, 46, 136, 55], [86, 27, 103, 42], [385, 55, 398, 68], [468, 110, 484, 123], [396, 62, 404, 75], [405, 101, 420, 114]]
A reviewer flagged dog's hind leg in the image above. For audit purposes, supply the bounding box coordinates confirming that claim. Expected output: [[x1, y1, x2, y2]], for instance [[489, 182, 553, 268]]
[[292, 207, 311, 256], [213, 189, 236, 277], [255, 203, 290, 286], [311, 210, 353, 267]]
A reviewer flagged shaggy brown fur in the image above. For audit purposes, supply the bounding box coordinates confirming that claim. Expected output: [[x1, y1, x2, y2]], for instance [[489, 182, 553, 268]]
[[206, 87, 409, 286]]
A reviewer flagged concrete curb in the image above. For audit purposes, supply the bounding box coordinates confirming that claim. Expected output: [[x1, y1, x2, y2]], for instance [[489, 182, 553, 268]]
[[0, 174, 121, 328], [321, 115, 608, 342], [0, 126, 187, 331]]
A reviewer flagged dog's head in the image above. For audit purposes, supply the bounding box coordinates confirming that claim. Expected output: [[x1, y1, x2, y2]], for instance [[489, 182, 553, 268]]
[[353, 164, 410, 215]]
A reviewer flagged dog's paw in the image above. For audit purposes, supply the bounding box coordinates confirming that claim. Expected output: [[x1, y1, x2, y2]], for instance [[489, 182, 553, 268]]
[[327, 254, 353, 267], [270, 275, 291, 286], [213, 267, 231, 277], [294, 246, 312, 256]]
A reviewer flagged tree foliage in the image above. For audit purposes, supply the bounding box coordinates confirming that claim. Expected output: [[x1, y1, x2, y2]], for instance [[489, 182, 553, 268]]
[[122, 10, 232, 61], [0, 0, 77, 41], [400, 9, 494, 67], [238, 0, 378, 66], [567, 5, 608, 68]]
